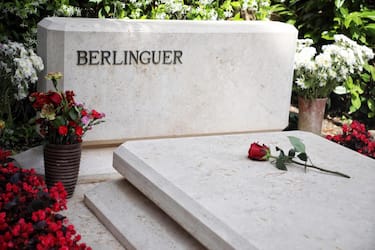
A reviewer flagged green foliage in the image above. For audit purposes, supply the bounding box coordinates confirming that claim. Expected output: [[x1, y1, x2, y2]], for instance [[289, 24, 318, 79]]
[[271, 0, 375, 127], [0, 119, 42, 152]]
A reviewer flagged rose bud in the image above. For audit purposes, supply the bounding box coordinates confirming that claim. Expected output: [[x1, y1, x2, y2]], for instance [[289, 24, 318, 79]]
[[248, 143, 270, 161]]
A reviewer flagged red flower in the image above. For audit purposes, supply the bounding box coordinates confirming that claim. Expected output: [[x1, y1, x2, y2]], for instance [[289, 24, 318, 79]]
[[29, 92, 48, 109], [81, 109, 88, 117], [248, 143, 270, 161], [58, 126, 68, 136], [65, 90, 75, 104], [75, 126, 83, 137], [91, 109, 103, 119], [47, 92, 62, 106]]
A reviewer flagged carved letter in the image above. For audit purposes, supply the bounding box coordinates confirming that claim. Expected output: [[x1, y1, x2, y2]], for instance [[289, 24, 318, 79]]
[[152, 51, 161, 64], [163, 50, 172, 64], [113, 51, 123, 65], [77, 50, 88, 65], [140, 51, 151, 64], [101, 51, 111, 65], [173, 50, 183, 64], [129, 51, 139, 65], [89, 50, 100, 65]]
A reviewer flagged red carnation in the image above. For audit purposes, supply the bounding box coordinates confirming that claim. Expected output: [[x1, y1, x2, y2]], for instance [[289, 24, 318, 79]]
[[91, 109, 103, 119], [75, 126, 83, 137], [58, 126, 68, 136], [248, 143, 270, 161]]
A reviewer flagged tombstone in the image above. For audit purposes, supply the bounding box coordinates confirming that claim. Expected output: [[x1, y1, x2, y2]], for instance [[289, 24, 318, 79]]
[[86, 131, 375, 249], [37, 18, 297, 143]]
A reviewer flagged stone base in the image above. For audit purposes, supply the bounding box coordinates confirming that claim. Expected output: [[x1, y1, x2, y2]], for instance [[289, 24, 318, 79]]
[[84, 179, 205, 250]]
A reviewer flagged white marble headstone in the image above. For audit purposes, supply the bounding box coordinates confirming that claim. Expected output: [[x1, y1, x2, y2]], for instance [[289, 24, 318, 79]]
[[37, 18, 297, 142]]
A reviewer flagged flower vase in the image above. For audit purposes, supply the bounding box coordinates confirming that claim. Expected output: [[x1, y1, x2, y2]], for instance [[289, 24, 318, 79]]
[[44, 143, 81, 198], [298, 97, 328, 135]]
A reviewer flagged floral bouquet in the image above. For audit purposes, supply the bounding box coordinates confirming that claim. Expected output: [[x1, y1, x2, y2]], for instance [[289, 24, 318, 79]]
[[293, 34, 374, 99], [29, 72, 105, 145]]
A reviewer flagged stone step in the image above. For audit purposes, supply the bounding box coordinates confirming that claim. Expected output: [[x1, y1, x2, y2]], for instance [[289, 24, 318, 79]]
[[112, 131, 375, 250], [84, 178, 205, 250]]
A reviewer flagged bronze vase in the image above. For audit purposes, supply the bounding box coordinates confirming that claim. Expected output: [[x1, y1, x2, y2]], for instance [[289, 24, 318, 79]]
[[44, 143, 81, 198], [298, 97, 328, 135]]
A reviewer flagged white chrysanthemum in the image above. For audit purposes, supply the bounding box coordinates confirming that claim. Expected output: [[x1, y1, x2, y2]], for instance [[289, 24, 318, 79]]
[[315, 53, 331, 69]]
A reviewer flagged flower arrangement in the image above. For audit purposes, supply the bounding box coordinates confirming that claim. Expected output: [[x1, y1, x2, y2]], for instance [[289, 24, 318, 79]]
[[0, 155, 91, 249], [293, 34, 374, 99], [29, 73, 105, 145], [248, 136, 350, 178], [326, 120, 375, 159]]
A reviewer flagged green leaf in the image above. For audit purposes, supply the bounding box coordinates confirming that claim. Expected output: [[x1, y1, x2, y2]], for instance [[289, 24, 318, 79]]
[[334, 0, 345, 9], [368, 99, 375, 112], [68, 108, 79, 121], [350, 93, 361, 113], [104, 5, 110, 14], [52, 116, 65, 127], [288, 149, 296, 157], [230, 1, 241, 9], [297, 152, 308, 162], [276, 150, 288, 171], [288, 136, 305, 153]]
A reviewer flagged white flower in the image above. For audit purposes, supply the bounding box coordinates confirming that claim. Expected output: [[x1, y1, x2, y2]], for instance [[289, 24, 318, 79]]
[[156, 12, 167, 19], [199, 0, 214, 6], [224, 10, 233, 18], [296, 78, 307, 89], [208, 9, 218, 20]]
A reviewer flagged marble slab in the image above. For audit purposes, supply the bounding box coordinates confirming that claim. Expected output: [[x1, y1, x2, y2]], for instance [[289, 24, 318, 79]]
[[113, 131, 375, 250], [37, 18, 297, 142], [84, 178, 205, 250]]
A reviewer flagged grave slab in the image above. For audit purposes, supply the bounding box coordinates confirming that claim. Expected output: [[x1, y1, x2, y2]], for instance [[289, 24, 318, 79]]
[[84, 178, 205, 250], [113, 131, 375, 250], [38, 18, 297, 142]]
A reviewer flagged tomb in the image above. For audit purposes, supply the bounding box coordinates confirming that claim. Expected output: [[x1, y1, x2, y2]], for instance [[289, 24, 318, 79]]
[[86, 131, 375, 249], [37, 18, 297, 143]]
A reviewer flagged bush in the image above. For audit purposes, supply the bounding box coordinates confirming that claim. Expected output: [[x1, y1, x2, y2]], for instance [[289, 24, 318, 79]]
[[0, 151, 91, 249], [326, 120, 375, 159]]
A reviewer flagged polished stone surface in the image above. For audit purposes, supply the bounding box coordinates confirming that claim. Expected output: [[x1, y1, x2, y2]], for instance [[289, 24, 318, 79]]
[[38, 18, 297, 142], [113, 131, 375, 250]]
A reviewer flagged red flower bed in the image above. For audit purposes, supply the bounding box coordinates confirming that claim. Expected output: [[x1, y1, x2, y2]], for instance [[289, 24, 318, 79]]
[[0, 149, 91, 249], [326, 120, 375, 159]]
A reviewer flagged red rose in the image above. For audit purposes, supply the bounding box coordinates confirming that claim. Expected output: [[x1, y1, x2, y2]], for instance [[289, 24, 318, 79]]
[[47, 92, 62, 106], [58, 126, 68, 136], [30, 92, 48, 109], [75, 126, 83, 136], [248, 143, 270, 161]]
